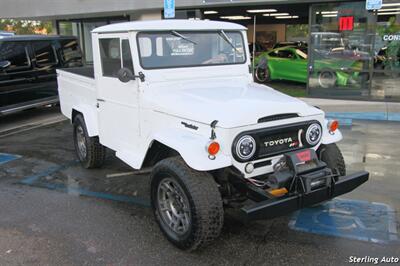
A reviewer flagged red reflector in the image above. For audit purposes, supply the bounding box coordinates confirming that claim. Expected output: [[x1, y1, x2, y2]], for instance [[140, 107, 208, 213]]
[[296, 150, 312, 162]]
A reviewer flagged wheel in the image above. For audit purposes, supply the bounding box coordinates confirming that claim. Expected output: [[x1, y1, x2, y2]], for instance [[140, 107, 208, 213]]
[[150, 157, 224, 251], [318, 143, 346, 177], [318, 71, 337, 89], [73, 114, 106, 169], [255, 65, 270, 83]]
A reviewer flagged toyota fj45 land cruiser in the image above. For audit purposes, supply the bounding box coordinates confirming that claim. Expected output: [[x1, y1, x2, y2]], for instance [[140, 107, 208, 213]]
[[57, 20, 369, 251]]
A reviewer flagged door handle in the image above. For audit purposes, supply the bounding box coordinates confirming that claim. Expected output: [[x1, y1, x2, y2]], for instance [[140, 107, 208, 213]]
[[97, 99, 105, 102]]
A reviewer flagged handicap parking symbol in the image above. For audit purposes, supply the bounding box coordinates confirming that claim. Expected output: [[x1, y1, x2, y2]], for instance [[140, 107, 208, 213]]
[[289, 198, 398, 244]]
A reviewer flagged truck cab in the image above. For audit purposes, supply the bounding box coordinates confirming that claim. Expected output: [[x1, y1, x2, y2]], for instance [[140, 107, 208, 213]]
[[57, 20, 368, 251]]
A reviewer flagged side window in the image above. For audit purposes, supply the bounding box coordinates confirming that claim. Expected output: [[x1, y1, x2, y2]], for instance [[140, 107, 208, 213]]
[[121, 39, 134, 73], [32, 41, 57, 67], [99, 38, 121, 77], [269, 50, 279, 57], [60, 39, 82, 64], [0, 41, 30, 71], [277, 50, 294, 59]]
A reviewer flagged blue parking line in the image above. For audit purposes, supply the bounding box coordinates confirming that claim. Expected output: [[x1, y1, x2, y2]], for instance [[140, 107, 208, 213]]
[[327, 112, 400, 122], [19, 161, 151, 208], [0, 153, 20, 165]]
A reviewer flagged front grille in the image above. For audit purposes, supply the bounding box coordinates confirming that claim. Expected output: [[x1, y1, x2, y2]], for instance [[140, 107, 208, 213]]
[[232, 120, 320, 162], [258, 113, 299, 123]]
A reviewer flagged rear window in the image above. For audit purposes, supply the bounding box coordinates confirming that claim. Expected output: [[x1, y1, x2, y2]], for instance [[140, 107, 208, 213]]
[[60, 39, 82, 63], [0, 41, 30, 71], [32, 41, 57, 67]]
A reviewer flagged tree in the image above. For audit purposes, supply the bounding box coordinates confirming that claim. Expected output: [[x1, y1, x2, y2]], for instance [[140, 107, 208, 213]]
[[0, 19, 52, 34]]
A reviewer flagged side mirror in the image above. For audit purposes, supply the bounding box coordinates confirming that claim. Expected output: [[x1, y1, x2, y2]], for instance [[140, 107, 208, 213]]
[[0, 60, 11, 69], [117, 67, 135, 83]]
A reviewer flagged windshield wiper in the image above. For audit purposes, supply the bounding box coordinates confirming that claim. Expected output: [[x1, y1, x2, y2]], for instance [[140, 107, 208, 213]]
[[171, 31, 197, 45], [218, 30, 240, 53]]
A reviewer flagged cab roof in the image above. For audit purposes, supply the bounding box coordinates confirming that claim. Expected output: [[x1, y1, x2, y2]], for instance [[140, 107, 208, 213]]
[[92, 19, 247, 33]]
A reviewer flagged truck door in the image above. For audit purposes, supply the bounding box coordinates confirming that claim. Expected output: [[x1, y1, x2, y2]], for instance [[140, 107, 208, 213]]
[[96, 35, 140, 155]]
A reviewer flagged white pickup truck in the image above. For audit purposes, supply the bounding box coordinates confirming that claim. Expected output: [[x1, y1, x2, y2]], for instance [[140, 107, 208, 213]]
[[57, 20, 369, 251]]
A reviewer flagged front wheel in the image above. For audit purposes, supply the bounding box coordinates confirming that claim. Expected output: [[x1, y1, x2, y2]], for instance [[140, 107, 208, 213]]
[[150, 157, 224, 251], [318, 143, 346, 177]]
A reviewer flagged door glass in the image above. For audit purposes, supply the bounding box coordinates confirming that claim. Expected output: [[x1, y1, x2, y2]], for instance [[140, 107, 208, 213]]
[[0, 41, 30, 71], [99, 38, 121, 78], [309, 2, 375, 98], [32, 41, 57, 67], [60, 39, 83, 67], [371, 0, 400, 100], [121, 39, 134, 73]]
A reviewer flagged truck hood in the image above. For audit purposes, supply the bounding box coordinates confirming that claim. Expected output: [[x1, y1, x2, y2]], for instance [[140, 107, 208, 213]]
[[148, 80, 323, 128]]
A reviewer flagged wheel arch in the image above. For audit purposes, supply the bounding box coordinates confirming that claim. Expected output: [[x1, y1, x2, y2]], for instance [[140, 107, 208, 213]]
[[71, 105, 98, 137], [142, 129, 232, 171]]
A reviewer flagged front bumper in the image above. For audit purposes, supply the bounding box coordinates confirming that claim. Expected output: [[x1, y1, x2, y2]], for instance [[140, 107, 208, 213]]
[[240, 171, 369, 221]]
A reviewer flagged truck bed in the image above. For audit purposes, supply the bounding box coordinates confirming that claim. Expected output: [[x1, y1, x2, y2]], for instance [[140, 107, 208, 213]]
[[57, 66, 97, 126]]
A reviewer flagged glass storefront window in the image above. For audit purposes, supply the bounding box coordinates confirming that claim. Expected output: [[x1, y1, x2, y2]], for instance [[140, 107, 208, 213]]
[[372, 0, 400, 100], [57, 17, 129, 64], [308, 2, 376, 99]]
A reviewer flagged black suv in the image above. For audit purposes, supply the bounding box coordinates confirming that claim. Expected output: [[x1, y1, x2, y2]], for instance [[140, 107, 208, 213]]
[[0, 35, 83, 115]]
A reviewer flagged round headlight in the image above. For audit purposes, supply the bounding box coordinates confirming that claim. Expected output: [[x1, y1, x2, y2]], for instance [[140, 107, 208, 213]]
[[306, 123, 322, 145], [236, 135, 256, 160]]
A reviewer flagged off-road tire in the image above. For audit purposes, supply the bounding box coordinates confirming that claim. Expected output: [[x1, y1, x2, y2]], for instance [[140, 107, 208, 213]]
[[150, 157, 224, 251], [73, 114, 106, 169], [318, 143, 346, 177]]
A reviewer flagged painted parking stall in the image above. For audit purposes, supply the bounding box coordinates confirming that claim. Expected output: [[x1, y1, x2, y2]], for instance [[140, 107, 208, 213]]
[[289, 198, 398, 244], [0, 153, 20, 165]]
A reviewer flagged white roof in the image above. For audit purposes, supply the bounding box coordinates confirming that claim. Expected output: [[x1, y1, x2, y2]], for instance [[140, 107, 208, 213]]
[[92, 19, 247, 33]]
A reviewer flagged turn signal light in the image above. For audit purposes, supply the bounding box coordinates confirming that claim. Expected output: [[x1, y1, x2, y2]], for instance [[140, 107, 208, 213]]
[[207, 141, 220, 156], [328, 120, 339, 132], [269, 187, 288, 197]]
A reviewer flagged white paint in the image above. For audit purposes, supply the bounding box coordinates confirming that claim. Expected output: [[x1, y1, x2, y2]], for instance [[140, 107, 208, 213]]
[[58, 20, 342, 177]]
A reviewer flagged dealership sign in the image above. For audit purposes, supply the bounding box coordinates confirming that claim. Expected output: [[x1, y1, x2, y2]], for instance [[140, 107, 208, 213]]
[[164, 0, 175, 19], [366, 0, 382, 10], [383, 35, 400, 41]]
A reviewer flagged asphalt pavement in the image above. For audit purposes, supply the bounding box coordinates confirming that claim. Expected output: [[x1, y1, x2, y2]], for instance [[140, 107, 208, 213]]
[[0, 106, 399, 266]]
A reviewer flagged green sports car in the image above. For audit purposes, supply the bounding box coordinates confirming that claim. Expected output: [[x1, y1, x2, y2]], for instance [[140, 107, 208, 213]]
[[254, 46, 363, 88]]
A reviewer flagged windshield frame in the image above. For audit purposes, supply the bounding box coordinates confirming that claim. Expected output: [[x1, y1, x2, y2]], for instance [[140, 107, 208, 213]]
[[136, 30, 247, 70]]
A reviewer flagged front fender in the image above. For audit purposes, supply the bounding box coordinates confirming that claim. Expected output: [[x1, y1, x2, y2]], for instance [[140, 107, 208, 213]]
[[321, 119, 343, 144], [151, 129, 232, 171]]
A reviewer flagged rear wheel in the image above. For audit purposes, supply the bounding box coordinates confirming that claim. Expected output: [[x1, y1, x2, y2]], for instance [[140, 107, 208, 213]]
[[318, 71, 337, 89], [150, 157, 224, 251], [73, 114, 106, 169], [318, 143, 346, 177], [255, 66, 270, 83]]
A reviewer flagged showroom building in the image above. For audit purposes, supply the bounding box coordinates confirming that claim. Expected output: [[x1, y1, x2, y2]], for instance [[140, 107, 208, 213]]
[[0, 0, 399, 101]]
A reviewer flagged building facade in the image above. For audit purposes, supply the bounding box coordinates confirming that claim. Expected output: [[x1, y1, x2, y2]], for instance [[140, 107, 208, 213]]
[[1, 0, 399, 101]]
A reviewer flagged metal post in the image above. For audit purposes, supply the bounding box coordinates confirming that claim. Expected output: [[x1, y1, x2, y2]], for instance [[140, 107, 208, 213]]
[[252, 15, 256, 77]]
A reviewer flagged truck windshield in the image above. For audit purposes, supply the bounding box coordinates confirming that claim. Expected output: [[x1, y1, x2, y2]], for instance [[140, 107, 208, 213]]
[[137, 31, 246, 69]]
